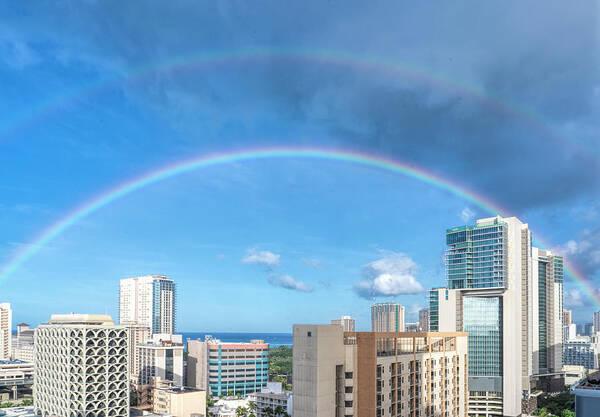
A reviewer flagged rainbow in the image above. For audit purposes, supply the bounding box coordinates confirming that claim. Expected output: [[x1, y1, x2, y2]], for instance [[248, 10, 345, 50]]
[[0, 146, 596, 306], [0, 48, 594, 158]]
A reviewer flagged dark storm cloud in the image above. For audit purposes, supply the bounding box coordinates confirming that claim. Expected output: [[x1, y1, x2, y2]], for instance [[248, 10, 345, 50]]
[[1, 0, 598, 212]]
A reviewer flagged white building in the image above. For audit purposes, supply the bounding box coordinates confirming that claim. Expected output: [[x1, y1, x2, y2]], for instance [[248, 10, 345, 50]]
[[0, 359, 33, 392], [34, 314, 129, 417], [119, 275, 176, 334], [563, 337, 599, 370], [430, 216, 564, 417], [330, 316, 355, 331], [248, 382, 292, 417], [0, 303, 12, 360], [138, 333, 184, 386], [563, 365, 586, 386], [564, 323, 577, 342], [11, 323, 34, 362]]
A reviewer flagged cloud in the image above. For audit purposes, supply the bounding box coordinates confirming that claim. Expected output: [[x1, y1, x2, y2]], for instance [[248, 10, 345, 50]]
[[301, 258, 323, 269], [555, 228, 600, 277], [461, 207, 475, 223], [354, 252, 424, 299], [241, 248, 280, 268], [267, 274, 313, 293], [564, 289, 585, 308]]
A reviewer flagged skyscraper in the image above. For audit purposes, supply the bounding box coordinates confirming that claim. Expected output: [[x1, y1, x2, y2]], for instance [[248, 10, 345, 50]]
[[585, 322, 594, 337], [594, 312, 600, 335], [0, 303, 12, 360], [371, 302, 404, 332], [34, 314, 129, 417], [418, 308, 430, 331], [430, 216, 564, 417], [119, 275, 176, 334]]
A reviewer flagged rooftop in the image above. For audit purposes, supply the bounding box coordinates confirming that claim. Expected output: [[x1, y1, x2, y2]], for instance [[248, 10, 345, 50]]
[[47, 313, 115, 325], [156, 386, 205, 394], [574, 371, 600, 391], [0, 407, 35, 417], [0, 359, 33, 366]]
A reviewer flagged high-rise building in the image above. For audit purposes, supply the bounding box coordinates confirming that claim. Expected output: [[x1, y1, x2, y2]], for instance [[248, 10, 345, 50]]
[[34, 314, 129, 417], [138, 333, 184, 386], [585, 322, 594, 337], [563, 323, 577, 342], [430, 216, 564, 417], [123, 322, 151, 384], [594, 312, 600, 335], [292, 324, 468, 417], [371, 302, 404, 332], [0, 303, 12, 360], [418, 309, 429, 331], [187, 337, 269, 396], [564, 309, 573, 326], [330, 315, 355, 331], [119, 275, 176, 334]]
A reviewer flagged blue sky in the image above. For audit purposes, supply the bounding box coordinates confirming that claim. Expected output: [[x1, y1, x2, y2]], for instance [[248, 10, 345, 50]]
[[0, 1, 599, 331]]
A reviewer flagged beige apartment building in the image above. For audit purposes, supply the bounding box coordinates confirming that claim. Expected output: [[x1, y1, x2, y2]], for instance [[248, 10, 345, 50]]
[[372, 303, 405, 332], [0, 303, 12, 360], [293, 324, 468, 417], [124, 322, 151, 384], [153, 384, 206, 417]]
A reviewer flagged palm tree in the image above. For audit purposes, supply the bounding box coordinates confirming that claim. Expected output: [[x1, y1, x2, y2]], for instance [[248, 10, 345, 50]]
[[274, 405, 285, 416], [236, 406, 248, 417], [264, 407, 275, 417]]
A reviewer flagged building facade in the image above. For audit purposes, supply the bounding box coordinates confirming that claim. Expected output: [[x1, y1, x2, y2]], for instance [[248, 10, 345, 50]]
[[418, 309, 429, 332], [563, 323, 577, 343], [119, 275, 176, 334], [564, 309, 573, 326], [153, 383, 207, 417], [430, 216, 564, 417], [0, 303, 12, 360], [293, 324, 468, 417], [187, 337, 269, 396], [124, 322, 151, 384], [563, 338, 599, 370], [34, 314, 129, 417], [138, 333, 184, 386], [0, 359, 33, 391], [371, 303, 405, 332], [330, 316, 355, 332], [11, 323, 35, 362]]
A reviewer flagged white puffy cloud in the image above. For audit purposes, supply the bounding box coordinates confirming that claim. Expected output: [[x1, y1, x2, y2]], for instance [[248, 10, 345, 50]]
[[267, 274, 313, 293], [555, 228, 600, 276], [354, 252, 424, 299], [241, 248, 280, 268]]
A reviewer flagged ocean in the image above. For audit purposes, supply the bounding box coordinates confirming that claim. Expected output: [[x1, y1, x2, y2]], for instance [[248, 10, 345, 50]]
[[180, 332, 292, 349]]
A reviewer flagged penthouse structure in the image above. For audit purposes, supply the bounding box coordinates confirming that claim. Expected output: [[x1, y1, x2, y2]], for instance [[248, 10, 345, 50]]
[[430, 216, 564, 417], [187, 337, 269, 396], [292, 324, 468, 417], [34, 314, 129, 417]]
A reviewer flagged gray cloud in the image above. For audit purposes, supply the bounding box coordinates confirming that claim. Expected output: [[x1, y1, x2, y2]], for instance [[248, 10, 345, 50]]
[[267, 274, 313, 293], [556, 228, 600, 277]]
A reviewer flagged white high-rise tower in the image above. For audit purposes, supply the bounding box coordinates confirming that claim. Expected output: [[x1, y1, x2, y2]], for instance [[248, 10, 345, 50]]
[[119, 275, 176, 334], [0, 302, 12, 360]]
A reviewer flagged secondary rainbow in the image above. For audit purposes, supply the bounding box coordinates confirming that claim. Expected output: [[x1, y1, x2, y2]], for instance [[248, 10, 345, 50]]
[[1, 146, 596, 306], [1, 48, 595, 159]]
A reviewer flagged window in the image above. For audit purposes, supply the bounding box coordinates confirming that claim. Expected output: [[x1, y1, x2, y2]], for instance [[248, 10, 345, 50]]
[[345, 372, 353, 379], [307, 331, 312, 337], [345, 386, 353, 393], [345, 401, 353, 407]]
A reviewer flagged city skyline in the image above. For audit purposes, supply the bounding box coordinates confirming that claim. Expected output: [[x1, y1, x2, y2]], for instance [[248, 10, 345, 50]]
[[0, 1, 599, 332]]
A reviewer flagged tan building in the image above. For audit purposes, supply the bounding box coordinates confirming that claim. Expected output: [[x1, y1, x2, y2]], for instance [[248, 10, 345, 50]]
[[564, 309, 573, 326], [153, 384, 206, 417], [371, 303, 405, 332], [138, 334, 184, 386], [293, 324, 468, 417], [124, 322, 151, 383]]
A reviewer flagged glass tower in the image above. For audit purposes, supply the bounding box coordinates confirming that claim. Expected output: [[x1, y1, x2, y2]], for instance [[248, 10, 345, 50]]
[[463, 296, 503, 377]]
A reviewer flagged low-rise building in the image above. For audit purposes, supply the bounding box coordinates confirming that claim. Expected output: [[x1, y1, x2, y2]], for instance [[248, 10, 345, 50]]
[[0, 359, 33, 392], [208, 398, 249, 417], [572, 371, 600, 417], [153, 385, 206, 417], [187, 337, 268, 396], [248, 382, 292, 417], [138, 333, 184, 386], [563, 365, 586, 386], [293, 324, 469, 417]]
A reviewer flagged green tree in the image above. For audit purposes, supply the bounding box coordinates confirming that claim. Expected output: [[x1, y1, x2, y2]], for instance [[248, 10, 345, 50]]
[[274, 405, 285, 416], [561, 411, 575, 417], [21, 399, 33, 406], [236, 406, 248, 417]]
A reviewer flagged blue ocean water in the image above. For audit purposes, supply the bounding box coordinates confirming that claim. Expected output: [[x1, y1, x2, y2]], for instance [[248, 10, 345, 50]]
[[180, 332, 292, 349]]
